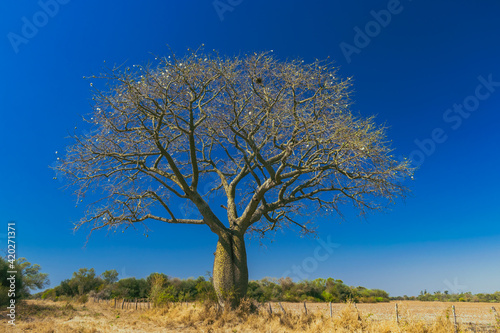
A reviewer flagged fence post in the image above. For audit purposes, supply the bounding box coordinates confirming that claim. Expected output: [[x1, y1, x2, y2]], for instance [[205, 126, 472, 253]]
[[303, 301, 308, 315], [121, 299, 125, 309], [452, 305, 457, 333], [268, 302, 272, 315], [395, 303, 399, 324], [279, 302, 286, 315], [114, 298, 117, 308], [353, 303, 361, 321], [330, 302, 333, 318]]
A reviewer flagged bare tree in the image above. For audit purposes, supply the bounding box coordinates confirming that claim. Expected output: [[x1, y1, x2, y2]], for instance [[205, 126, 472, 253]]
[[55, 47, 412, 307]]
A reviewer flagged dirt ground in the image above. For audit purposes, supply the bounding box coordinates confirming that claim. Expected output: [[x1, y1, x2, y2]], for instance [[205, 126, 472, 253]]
[[1, 299, 498, 332]]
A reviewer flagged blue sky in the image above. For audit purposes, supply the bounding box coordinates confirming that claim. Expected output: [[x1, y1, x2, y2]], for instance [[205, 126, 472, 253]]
[[1, 0, 499, 297]]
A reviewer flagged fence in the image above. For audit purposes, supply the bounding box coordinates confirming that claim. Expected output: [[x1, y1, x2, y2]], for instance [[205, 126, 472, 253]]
[[90, 298, 500, 328], [90, 296, 152, 310], [263, 302, 499, 328]]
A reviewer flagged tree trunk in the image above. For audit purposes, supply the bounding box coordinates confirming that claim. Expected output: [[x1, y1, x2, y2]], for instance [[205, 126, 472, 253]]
[[212, 231, 248, 308]]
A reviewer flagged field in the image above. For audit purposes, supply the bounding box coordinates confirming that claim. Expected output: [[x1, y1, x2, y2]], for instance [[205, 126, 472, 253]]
[[1, 299, 499, 332]]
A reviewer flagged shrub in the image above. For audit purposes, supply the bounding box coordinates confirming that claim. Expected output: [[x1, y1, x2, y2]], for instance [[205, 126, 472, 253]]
[[77, 294, 88, 304], [41, 288, 57, 301]]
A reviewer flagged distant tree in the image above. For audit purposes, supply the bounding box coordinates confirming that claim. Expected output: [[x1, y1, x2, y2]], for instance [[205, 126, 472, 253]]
[[113, 277, 147, 299], [55, 47, 412, 307], [0, 256, 49, 304], [101, 269, 119, 284], [247, 281, 265, 301], [194, 276, 216, 302], [148, 273, 168, 306], [71, 268, 102, 295], [16, 257, 50, 297], [146, 272, 169, 288], [57, 279, 77, 297]]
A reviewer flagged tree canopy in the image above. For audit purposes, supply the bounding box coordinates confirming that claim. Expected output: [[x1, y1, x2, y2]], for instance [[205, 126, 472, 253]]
[[56, 47, 411, 238]]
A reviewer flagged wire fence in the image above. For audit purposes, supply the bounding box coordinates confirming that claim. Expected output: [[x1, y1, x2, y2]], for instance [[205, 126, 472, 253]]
[[90, 297, 500, 329]]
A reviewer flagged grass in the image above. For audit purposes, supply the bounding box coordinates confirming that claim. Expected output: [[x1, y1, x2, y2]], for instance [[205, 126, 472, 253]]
[[1, 299, 498, 332]]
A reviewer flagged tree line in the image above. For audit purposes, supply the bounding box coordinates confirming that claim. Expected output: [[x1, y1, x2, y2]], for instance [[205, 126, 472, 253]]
[[3, 256, 498, 305], [391, 290, 500, 303], [32, 267, 390, 304]]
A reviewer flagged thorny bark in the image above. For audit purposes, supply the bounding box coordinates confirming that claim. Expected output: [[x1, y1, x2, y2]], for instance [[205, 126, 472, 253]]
[[54, 47, 413, 306], [213, 231, 248, 308]]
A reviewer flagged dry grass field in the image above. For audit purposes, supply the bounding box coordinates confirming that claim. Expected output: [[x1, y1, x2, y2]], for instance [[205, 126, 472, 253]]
[[1, 299, 499, 332]]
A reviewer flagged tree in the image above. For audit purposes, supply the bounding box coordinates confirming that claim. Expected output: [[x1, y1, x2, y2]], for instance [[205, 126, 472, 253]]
[[70, 268, 102, 295], [17, 257, 50, 297], [55, 47, 412, 307], [0, 256, 49, 304], [112, 277, 148, 299], [57, 279, 76, 297], [101, 269, 119, 284], [147, 273, 168, 306]]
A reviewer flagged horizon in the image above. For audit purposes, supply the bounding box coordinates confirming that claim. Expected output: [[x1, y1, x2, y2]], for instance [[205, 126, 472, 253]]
[[1, 0, 499, 298]]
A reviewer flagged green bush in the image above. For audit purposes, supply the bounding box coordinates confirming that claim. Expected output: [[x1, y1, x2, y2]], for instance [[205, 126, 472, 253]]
[[41, 288, 57, 301]]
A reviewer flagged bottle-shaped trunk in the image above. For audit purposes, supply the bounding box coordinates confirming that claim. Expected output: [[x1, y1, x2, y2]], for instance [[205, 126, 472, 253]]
[[212, 232, 248, 308]]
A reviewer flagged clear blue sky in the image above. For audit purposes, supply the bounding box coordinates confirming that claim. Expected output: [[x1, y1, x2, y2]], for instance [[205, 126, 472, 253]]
[[1, 0, 499, 297]]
